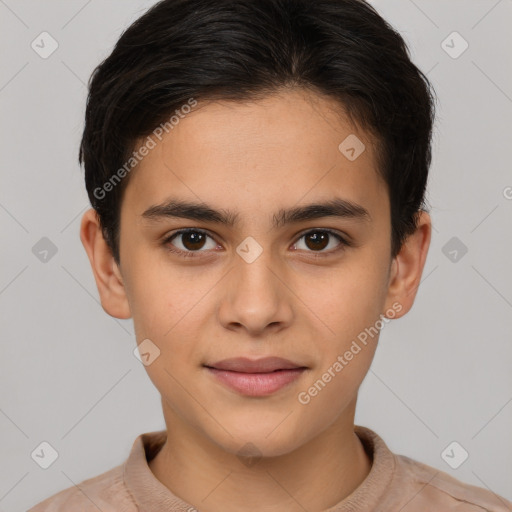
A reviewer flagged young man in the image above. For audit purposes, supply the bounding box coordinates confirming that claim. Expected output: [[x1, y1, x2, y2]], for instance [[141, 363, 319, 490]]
[[29, 0, 511, 510]]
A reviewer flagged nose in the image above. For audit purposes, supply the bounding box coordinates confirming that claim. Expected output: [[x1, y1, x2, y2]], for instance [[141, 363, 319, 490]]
[[217, 249, 294, 337]]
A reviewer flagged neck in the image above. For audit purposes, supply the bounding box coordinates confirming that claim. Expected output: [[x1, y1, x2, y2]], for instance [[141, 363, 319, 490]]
[[149, 397, 372, 512]]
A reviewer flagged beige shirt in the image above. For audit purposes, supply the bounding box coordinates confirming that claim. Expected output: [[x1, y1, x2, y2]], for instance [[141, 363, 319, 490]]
[[28, 426, 512, 511]]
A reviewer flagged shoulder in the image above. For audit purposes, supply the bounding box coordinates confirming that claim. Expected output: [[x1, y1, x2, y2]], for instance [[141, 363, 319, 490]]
[[390, 454, 512, 511], [27, 463, 136, 512]]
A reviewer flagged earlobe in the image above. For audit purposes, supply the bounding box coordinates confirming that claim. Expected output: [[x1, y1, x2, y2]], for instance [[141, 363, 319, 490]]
[[79, 208, 132, 319], [383, 211, 432, 319]]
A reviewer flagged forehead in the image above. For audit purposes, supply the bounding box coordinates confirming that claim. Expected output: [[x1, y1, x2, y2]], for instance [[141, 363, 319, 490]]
[[122, 88, 388, 224]]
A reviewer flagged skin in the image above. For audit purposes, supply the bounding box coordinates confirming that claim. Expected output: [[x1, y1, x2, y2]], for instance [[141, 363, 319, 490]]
[[80, 87, 431, 512]]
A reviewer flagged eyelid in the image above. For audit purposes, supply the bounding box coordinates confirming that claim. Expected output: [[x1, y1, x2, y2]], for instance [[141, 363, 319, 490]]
[[294, 227, 350, 244]]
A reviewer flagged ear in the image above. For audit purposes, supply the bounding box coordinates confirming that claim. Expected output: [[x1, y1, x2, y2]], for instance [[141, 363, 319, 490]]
[[383, 210, 432, 319], [80, 208, 131, 319]]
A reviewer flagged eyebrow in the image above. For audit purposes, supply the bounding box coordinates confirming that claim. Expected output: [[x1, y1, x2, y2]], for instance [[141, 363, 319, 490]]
[[141, 197, 371, 228]]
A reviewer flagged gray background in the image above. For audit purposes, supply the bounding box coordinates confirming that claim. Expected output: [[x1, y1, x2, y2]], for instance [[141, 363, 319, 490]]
[[1, 0, 511, 510]]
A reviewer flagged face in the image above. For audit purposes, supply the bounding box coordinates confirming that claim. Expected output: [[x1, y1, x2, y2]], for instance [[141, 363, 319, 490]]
[[82, 88, 430, 458]]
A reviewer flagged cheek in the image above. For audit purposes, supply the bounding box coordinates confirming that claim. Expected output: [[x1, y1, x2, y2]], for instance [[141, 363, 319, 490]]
[[295, 337, 376, 439], [311, 264, 387, 343], [297, 269, 385, 410], [142, 335, 195, 389], [122, 252, 190, 337]]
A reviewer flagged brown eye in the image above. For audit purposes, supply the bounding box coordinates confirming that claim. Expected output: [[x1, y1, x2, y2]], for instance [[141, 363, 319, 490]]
[[165, 229, 217, 255], [293, 229, 348, 254], [180, 231, 207, 250], [304, 232, 329, 251]]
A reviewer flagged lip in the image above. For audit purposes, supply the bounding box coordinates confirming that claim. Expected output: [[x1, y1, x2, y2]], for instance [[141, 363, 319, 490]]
[[204, 357, 308, 397], [205, 356, 305, 373]]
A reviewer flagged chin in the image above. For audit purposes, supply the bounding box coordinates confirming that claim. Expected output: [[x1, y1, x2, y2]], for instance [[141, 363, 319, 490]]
[[209, 421, 307, 459]]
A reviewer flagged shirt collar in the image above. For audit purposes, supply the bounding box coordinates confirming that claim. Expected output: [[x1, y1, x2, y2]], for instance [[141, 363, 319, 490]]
[[123, 425, 396, 511]]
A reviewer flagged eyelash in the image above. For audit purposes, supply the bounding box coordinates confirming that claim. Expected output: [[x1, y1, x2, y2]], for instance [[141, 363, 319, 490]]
[[162, 228, 351, 259]]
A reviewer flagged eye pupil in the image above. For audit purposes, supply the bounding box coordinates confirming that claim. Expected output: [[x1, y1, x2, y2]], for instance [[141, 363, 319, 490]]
[[305, 232, 329, 251]]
